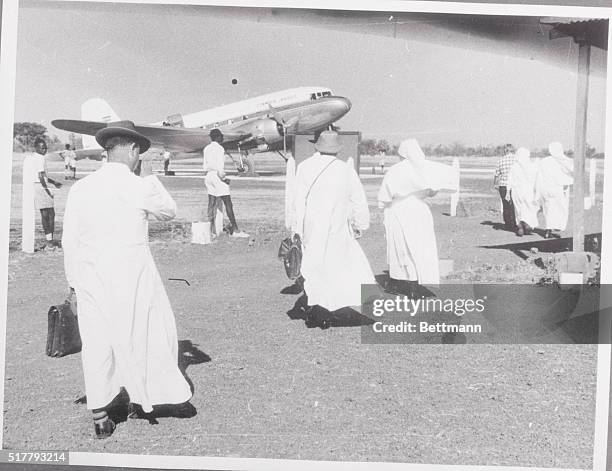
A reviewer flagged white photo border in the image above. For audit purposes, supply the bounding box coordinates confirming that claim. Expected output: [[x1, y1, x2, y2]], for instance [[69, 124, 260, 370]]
[[1, 0, 611, 470]]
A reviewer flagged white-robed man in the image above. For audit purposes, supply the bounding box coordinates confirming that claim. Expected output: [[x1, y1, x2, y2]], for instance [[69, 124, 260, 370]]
[[292, 131, 375, 328], [534, 141, 574, 239], [62, 121, 193, 439], [378, 139, 456, 291], [507, 147, 539, 237]]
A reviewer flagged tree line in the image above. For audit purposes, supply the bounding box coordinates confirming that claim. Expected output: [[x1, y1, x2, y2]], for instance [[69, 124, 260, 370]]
[[13, 122, 82, 152], [13, 122, 603, 159], [358, 138, 603, 159]]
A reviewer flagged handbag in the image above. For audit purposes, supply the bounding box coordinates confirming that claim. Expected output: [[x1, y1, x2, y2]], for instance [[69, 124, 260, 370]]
[[278, 233, 303, 280], [46, 290, 82, 358], [279, 159, 337, 279]]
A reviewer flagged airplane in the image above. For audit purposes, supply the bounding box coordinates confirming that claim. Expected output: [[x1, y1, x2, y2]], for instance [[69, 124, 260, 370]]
[[52, 86, 352, 175]]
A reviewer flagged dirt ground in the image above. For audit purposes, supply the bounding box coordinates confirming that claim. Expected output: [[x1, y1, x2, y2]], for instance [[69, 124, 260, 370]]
[[2, 153, 605, 467]]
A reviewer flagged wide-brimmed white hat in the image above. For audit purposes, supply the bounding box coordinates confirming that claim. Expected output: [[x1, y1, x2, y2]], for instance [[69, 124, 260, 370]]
[[548, 141, 565, 158], [314, 131, 342, 154]]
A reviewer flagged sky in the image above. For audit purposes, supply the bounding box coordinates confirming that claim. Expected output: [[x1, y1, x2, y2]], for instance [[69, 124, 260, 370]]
[[13, 1, 609, 150]]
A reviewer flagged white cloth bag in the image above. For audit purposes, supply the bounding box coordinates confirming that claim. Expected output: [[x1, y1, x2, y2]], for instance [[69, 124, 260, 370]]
[[191, 221, 212, 244]]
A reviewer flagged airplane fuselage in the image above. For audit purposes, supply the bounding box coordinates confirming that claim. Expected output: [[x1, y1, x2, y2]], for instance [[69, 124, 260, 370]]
[[157, 86, 351, 153], [52, 86, 352, 159]]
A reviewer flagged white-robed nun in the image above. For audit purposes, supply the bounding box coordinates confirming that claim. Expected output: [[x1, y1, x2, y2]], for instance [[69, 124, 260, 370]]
[[507, 147, 539, 236], [377, 139, 455, 286], [292, 131, 375, 316], [534, 142, 574, 238]]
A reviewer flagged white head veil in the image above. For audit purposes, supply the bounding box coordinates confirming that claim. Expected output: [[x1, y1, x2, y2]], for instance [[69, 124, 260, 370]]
[[378, 138, 456, 205], [508, 147, 536, 190], [398, 139, 426, 167], [516, 147, 532, 170], [548, 141, 565, 159]]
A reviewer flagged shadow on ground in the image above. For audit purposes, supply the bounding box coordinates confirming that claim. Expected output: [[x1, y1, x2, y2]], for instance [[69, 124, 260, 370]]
[[72, 340, 210, 424], [481, 232, 602, 260], [285, 292, 374, 328]]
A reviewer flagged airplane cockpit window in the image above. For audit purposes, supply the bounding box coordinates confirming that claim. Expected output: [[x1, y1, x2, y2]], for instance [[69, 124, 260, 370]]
[[316, 92, 322, 97], [310, 93, 316, 100], [322, 91, 331, 97]]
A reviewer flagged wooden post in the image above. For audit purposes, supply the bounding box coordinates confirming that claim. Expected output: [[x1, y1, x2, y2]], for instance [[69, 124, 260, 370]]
[[285, 154, 296, 230], [589, 157, 596, 203], [21, 157, 35, 253], [572, 39, 590, 252], [450, 157, 460, 217]]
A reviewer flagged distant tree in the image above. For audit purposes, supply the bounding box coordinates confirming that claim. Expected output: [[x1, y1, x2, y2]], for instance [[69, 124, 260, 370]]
[[13, 137, 25, 153], [69, 133, 83, 150], [47, 135, 64, 152], [359, 138, 379, 155], [13, 122, 47, 150], [375, 139, 390, 154]]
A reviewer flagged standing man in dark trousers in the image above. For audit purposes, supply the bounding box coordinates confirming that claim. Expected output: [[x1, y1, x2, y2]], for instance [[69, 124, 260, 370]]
[[24, 137, 62, 247], [203, 129, 249, 238], [493, 144, 517, 231]]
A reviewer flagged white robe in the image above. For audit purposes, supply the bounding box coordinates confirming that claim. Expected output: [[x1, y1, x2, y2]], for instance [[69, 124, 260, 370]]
[[507, 158, 539, 228], [378, 159, 445, 284], [62, 162, 192, 412], [292, 153, 375, 311], [534, 155, 574, 231]]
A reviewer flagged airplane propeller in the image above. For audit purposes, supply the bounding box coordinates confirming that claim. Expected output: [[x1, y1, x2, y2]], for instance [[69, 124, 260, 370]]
[[267, 104, 298, 155]]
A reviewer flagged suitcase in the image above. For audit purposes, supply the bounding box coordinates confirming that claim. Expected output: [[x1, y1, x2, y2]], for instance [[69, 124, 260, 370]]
[[46, 291, 82, 357]]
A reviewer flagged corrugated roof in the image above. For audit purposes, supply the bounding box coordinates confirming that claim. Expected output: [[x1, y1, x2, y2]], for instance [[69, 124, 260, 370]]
[[540, 17, 607, 25], [540, 17, 608, 49]]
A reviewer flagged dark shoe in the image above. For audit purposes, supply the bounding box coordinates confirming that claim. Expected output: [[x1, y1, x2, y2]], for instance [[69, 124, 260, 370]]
[[304, 309, 318, 328], [94, 416, 116, 439], [172, 402, 196, 418], [128, 403, 146, 419], [305, 306, 329, 329], [384, 279, 401, 296]]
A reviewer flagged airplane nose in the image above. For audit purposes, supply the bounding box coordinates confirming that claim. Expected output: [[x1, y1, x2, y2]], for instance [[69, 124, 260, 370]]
[[339, 96, 351, 113], [333, 96, 351, 117]]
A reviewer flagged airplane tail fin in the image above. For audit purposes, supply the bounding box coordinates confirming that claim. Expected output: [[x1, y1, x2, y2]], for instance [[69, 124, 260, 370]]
[[81, 98, 120, 148]]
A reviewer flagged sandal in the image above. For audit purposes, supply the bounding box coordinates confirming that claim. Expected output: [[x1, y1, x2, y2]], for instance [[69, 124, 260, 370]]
[[93, 413, 115, 439]]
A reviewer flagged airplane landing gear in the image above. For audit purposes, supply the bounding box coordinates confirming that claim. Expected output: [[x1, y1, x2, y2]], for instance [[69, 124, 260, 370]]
[[241, 153, 259, 177], [227, 149, 259, 177]]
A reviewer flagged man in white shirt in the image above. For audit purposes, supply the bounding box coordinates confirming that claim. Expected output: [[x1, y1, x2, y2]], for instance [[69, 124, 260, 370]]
[[62, 121, 193, 439], [23, 137, 62, 247], [68, 146, 78, 180], [60, 144, 73, 180], [163, 150, 172, 175], [203, 129, 249, 238]]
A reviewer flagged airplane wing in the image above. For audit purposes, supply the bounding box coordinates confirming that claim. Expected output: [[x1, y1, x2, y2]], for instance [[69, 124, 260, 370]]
[[52, 119, 255, 153]]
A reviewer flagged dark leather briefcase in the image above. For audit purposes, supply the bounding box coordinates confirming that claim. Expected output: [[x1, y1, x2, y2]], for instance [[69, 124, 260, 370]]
[[46, 291, 82, 357]]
